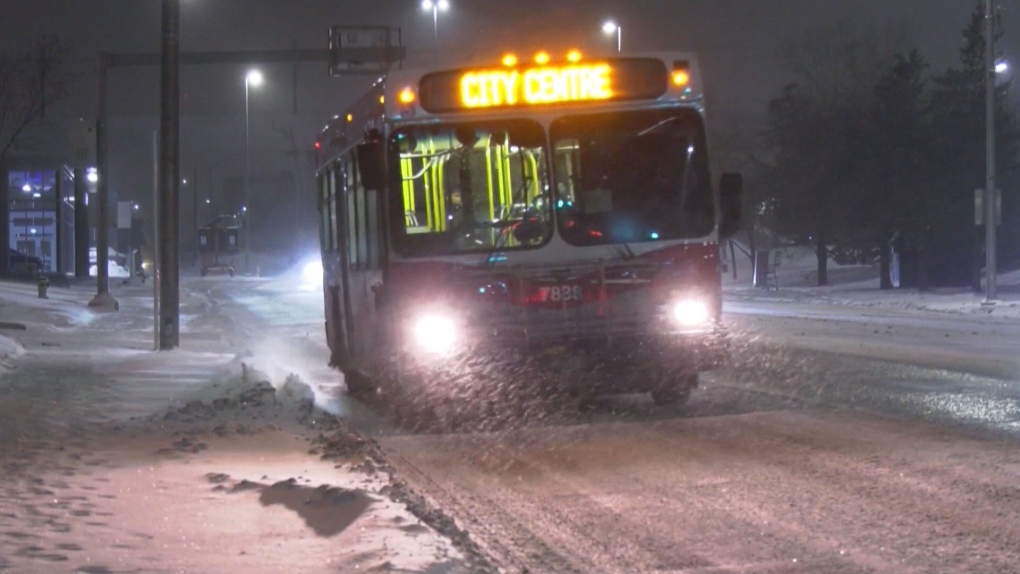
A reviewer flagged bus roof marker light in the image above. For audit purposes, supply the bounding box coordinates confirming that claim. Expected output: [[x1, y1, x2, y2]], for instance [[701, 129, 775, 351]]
[[502, 53, 518, 67], [346, 113, 353, 122], [567, 50, 583, 63], [398, 87, 416, 105], [535, 51, 551, 65], [672, 60, 691, 88]]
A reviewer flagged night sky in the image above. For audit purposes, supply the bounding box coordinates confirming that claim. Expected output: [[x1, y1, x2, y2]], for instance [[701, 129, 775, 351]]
[[0, 1, 1012, 224]]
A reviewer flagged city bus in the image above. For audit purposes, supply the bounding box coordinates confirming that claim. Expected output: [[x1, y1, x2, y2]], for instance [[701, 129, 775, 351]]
[[315, 50, 741, 407]]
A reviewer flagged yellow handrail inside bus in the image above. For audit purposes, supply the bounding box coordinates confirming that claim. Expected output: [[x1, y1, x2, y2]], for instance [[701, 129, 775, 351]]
[[494, 140, 506, 220], [524, 149, 539, 203], [434, 151, 446, 231], [502, 140, 512, 209], [423, 143, 434, 231], [485, 138, 495, 222], [401, 157, 414, 221]]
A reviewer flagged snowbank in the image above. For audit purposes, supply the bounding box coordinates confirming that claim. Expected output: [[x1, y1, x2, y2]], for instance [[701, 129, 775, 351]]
[[90, 260, 132, 278], [725, 244, 1020, 319], [0, 333, 24, 373]]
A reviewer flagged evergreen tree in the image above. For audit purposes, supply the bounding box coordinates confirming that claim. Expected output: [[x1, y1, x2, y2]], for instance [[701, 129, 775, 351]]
[[864, 50, 932, 289], [762, 20, 910, 286]]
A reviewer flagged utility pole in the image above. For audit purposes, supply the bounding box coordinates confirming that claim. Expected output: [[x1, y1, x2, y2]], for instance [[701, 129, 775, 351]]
[[88, 54, 118, 310], [192, 165, 198, 265], [984, 0, 998, 303], [158, 0, 180, 348]]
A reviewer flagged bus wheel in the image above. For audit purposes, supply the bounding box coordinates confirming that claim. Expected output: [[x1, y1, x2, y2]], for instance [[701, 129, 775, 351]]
[[651, 372, 697, 407], [344, 371, 377, 398]]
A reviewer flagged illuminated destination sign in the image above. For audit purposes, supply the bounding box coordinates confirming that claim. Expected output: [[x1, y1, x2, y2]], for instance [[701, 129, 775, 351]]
[[419, 57, 669, 113], [461, 64, 612, 108]]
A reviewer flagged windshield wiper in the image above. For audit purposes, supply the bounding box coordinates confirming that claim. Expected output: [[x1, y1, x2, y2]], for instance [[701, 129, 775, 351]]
[[637, 116, 683, 137], [479, 232, 510, 266]]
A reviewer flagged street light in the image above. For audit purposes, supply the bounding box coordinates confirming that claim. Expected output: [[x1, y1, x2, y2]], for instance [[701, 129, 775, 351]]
[[244, 68, 263, 274], [984, 0, 997, 302], [422, 0, 449, 62], [602, 20, 621, 53]]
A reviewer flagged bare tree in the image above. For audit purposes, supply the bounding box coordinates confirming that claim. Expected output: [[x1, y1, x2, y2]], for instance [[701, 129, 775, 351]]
[[763, 19, 914, 286], [0, 34, 74, 165], [776, 19, 913, 106]]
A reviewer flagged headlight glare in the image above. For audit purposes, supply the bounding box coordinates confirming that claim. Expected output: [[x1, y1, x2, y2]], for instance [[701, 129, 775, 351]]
[[670, 299, 710, 327], [302, 259, 323, 284], [413, 315, 457, 354]]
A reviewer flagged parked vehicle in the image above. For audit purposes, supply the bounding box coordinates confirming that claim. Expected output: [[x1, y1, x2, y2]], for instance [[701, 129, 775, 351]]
[[9, 249, 43, 274]]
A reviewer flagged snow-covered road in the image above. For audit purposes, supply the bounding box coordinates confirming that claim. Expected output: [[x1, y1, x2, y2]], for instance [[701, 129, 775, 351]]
[[372, 297, 1020, 573], [207, 276, 1020, 573], [5, 273, 1020, 574]]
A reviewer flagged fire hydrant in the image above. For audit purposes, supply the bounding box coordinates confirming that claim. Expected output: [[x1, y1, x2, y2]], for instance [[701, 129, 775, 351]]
[[37, 276, 49, 299]]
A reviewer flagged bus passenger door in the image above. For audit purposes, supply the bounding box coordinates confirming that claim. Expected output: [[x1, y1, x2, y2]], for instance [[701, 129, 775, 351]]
[[338, 146, 387, 366], [322, 164, 352, 368]]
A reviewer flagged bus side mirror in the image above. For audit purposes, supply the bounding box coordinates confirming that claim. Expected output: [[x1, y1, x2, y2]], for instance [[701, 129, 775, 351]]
[[357, 141, 385, 191], [719, 172, 742, 238]]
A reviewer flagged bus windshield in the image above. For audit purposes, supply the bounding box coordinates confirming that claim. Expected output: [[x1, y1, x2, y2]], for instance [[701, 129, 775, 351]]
[[388, 119, 552, 257], [550, 108, 715, 246]]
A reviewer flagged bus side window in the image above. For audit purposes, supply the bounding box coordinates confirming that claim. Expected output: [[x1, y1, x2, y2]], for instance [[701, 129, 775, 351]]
[[329, 164, 342, 253], [366, 188, 381, 268], [346, 154, 360, 269], [354, 158, 369, 268], [319, 172, 331, 253]]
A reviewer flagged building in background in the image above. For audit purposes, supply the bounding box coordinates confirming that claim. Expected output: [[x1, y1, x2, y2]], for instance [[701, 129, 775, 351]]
[[4, 162, 79, 276]]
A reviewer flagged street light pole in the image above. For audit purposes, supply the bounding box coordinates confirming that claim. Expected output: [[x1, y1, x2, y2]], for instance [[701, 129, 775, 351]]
[[984, 0, 997, 302], [244, 69, 262, 275], [602, 21, 622, 53], [191, 166, 198, 265]]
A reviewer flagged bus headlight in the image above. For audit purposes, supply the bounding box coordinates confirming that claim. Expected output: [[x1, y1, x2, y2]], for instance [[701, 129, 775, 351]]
[[413, 315, 458, 354], [670, 299, 710, 327]]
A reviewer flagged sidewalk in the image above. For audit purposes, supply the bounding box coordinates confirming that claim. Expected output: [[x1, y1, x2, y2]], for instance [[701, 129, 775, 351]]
[[0, 278, 483, 574]]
